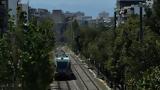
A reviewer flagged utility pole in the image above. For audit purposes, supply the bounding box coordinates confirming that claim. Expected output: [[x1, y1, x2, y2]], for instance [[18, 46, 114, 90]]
[[114, 11, 117, 30], [113, 8, 118, 39], [139, 3, 143, 42]]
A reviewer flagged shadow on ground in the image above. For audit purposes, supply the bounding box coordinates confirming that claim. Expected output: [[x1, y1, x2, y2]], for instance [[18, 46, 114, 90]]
[[54, 73, 76, 81]]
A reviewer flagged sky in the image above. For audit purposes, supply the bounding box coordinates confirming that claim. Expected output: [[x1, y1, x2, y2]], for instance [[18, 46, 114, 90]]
[[22, 0, 116, 18]]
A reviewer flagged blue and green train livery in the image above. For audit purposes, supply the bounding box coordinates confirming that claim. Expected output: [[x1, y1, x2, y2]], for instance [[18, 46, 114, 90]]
[[54, 52, 72, 78]]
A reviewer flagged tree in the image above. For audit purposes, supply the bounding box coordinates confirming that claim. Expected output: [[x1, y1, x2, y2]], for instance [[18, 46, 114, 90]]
[[137, 66, 160, 90], [64, 6, 160, 89], [0, 11, 55, 90], [145, 0, 160, 35], [20, 18, 55, 90]]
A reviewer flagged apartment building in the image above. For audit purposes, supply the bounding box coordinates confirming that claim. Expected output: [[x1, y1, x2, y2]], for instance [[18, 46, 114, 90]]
[[0, 0, 8, 35]]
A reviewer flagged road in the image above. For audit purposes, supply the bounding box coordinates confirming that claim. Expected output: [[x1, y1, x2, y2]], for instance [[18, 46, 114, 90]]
[[50, 47, 111, 90]]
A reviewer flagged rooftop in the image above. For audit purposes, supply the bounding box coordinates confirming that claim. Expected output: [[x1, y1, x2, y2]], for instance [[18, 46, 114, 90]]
[[117, 0, 145, 1]]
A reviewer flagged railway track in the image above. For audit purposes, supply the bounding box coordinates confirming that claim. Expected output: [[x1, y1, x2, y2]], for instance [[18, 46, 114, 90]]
[[72, 62, 89, 90], [54, 48, 100, 90], [51, 81, 71, 90], [66, 81, 71, 90], [71, 54, 100, 90]]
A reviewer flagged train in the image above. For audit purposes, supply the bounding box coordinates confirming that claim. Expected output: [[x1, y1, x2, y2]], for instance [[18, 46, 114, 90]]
[[54, 50, 72, 78]]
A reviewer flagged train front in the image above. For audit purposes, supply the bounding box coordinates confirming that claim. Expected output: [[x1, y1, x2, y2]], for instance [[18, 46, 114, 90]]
[[55, 53, 72, 78]]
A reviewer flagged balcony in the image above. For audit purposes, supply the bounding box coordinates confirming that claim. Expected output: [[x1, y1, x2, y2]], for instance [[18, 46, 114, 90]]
[[117, 0, 145, 8]]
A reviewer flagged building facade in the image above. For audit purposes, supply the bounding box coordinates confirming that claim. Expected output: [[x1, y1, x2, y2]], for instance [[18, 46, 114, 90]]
[[116, 0, 148, 25], [98, 11, 109, 19], [21, 3, 29, 21], [146, 0, 154, 8], [52, 10, 65, 43], [8, 0, 18, 24], [29, 7, 51, 23], [29, 7, 37, 18], [0, 0, 8, 35], [52, 10, 65, 24], [97, 11, 111, 23], [0, 0, 20, 34], [37, 8, 50, 18], [117, 0, 145, 8]]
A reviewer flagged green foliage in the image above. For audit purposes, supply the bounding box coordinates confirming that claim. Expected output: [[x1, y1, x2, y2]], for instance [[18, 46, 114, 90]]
[[137, 66, 160, 90], [79, 27, 99, 57], [0, 15, 22, 87], [63, 2, 160, 88], [0, 13, 55, 90], [21, 18, 55, 90], [153, 0, 160, 18], [145, 0, 160, 35], [0, 35, 13, 85], [112, 16, 160, 88], [66, 13, 160, 89]]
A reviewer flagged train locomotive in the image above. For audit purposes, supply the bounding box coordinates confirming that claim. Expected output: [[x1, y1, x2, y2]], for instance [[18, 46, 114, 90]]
[[54, 51, 72, 78]]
